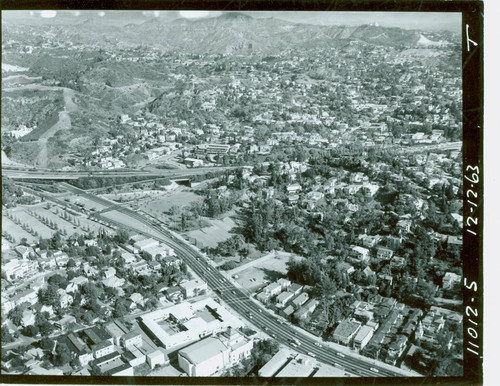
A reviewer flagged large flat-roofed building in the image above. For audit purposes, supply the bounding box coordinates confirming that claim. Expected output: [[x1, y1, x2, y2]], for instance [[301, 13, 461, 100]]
[[142, 244, 174, 259], [178, 337, 228, 376], [258, 349, 292, 377], [139, 298, 244, 350], [276, 292, 294, 308], [195, 143, 231, 155], [275, 354, 315, 378], [353, 325, 374, 351], [178, 328, 253, 376], [332, 319, 362, 346], [133, 238, 159, 253], [179, 280, 208, 298]]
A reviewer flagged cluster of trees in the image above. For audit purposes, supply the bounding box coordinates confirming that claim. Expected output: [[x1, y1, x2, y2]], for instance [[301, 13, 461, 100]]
[[406, 321, 463, 376], [199, 189, 239, 218], [208, 234, 247, 258], [2, 177, 25, 208], [71, 175, 155, 190], [7, 307, 55, 338]]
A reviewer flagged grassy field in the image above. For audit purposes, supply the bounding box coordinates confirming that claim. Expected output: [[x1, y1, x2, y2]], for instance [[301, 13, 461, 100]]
[[185, 216, 236, 248]]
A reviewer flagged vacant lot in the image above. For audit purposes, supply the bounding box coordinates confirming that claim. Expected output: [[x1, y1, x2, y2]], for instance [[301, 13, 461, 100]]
[[233, 252, 302, 293], [185, 216, 236, 248], [145, 188, 203, 212]]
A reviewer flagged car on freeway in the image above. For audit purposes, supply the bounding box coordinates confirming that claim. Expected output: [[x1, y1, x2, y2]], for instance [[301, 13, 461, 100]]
[[307, 352, 316, 358], [336, 352, 345, 358], [272, 334, 277, 338], [290, 342, 298, 348], [370, 367, 379, 373], [314, 342, 322, 348], [231, 290, 236, 295]]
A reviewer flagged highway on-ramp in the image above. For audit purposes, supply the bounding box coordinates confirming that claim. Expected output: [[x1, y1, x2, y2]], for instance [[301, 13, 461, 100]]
[[59, 182, 413, 378]]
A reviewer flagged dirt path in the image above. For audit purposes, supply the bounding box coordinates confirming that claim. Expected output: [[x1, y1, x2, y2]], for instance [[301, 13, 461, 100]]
[[36, 138, 48, 168], [3, 82, 79, 168]]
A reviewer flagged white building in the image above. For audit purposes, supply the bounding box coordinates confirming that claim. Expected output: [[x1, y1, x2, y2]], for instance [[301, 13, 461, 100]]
[[134, 238, 159, 253], [138, 298, 244, 350], [179, 280, 208, 298], [146, 350, 165, 369], [353, 325, 374, 351], [178, 328, 253, 376]]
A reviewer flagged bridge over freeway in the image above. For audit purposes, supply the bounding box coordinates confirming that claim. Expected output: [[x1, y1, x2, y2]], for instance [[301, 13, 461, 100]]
[[2, 166, 235, 181]]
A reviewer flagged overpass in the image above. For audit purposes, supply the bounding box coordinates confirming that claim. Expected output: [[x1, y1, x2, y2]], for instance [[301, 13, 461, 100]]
[[2, 166, 235, 181]]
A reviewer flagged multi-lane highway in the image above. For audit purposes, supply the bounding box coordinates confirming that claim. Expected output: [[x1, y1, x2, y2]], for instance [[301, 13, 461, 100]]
[[3, 166, 235, 180], [57, 182, 412, 378]]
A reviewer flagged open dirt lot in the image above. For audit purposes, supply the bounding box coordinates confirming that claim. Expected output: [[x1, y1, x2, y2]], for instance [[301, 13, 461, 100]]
[[233, 252, 303, 294], [144, 189, 203, 212], [185, 216, 236, 248]]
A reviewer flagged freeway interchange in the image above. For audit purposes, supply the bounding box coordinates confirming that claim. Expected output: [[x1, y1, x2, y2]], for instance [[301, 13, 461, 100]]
[[2, 165, 234, 180], [58, 182, 410, 378]]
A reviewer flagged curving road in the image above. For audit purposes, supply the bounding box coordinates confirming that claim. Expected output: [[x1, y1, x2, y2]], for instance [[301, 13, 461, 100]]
[[59, 182, 413, 378]]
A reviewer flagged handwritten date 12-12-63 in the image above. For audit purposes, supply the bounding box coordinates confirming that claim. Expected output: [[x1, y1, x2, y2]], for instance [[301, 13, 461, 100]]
[[464, 165, 479, 236]]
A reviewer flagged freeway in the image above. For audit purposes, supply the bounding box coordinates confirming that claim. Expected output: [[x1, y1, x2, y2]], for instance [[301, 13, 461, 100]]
[[59, 183, 412, 378], [2, 166, 235, 180]]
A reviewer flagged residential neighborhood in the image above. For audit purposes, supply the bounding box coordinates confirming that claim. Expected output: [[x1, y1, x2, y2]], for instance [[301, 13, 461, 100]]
[[1, 10, 468, 380]]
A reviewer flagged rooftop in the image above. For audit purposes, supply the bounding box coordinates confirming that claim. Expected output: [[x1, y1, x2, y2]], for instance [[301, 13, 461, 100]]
[[178, 337, 228, 365], [333, 319, 362, 339]]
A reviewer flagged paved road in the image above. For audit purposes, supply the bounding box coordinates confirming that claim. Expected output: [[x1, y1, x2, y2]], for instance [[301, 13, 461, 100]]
[[2, 166, 235, 180], [59, 183, 413, 378]]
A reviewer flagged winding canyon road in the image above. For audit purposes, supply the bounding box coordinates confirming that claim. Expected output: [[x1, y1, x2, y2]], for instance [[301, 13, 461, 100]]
[[59, 182, 414, 378]]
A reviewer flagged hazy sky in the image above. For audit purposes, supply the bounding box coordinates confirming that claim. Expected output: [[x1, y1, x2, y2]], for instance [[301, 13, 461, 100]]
[[2, 10, 461, 32]]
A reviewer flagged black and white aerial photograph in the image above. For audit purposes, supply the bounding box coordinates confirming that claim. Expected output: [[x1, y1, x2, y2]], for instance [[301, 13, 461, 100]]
[[0, 5, 483, 384]]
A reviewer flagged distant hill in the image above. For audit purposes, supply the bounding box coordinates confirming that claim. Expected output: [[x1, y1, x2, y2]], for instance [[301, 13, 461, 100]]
[[116, 14, 421, 54], [5, 12, 430, 55]]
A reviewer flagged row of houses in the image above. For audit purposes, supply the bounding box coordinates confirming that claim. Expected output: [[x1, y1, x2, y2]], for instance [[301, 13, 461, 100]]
[[56, 323, 164, 375], [330, 296, 425, 365], [255, 278, 320, 322]]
